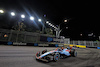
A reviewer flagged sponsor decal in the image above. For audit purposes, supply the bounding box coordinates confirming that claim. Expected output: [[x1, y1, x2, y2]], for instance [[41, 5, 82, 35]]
[[7, 42, 13, 45], [53, 38, 61, 42], [13, 42, 27, 45], [59, 45, 64, 47], [38, 44, 49, 46], [66, 50, 70, 52], [53, 38, 64, 43], [34, 43, 38, 46], [47, 37, 53, 42], [55, 44, 58, 47]]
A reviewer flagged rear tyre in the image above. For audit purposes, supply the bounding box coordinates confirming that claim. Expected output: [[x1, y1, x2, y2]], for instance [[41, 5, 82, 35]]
[[74, 51, 77, 57], [53, 53, 60, 62], [71, 51, 77, 57]]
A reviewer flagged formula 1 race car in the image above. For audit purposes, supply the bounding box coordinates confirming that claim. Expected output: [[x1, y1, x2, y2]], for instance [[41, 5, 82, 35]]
[[36, 47, 77, 62]]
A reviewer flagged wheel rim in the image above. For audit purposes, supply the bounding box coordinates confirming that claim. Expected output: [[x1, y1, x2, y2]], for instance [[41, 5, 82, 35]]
[[55, 54, 59, 61]]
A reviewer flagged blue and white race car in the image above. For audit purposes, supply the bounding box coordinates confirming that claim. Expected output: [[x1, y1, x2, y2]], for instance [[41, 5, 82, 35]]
[[36, 47, 77, 62]]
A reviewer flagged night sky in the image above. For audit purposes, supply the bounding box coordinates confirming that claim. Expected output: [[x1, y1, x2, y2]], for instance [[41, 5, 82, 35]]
[[0, 0, 99, 40]]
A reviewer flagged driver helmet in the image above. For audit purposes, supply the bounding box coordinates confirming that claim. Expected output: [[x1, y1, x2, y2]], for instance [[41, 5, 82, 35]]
[[61, 47, 64, 50]]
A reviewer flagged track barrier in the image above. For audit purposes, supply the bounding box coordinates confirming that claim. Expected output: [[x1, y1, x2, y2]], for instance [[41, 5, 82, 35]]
[[0, 41, 100, 49]]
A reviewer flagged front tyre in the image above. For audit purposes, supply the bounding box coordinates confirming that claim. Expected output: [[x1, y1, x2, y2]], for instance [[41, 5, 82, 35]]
[[46, 57, 51, 62], [53, 53, 60, 62]]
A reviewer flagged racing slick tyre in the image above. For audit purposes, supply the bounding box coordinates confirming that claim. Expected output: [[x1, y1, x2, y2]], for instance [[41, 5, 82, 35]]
[[53, 53, 60, 62], [46, 57, 51, 62], [71, 50, 77, 57]]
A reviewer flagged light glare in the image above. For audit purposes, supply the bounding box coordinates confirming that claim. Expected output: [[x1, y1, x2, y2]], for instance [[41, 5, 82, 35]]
[[21, 14, 25, 18], [52, 25, 54, 27], [11, 12, 15, 16], [0, 10, 4, 13], [64, 19, 67, 22], [48, 23, 51, 25], [46, 21, 49, 24], [50, 24, 52, 26], [30, 16, 34, 20], [38, 19, 42, 22]]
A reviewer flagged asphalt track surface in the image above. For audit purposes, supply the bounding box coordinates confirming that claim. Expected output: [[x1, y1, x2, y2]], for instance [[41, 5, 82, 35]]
[[0, 45, 100, 67]]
